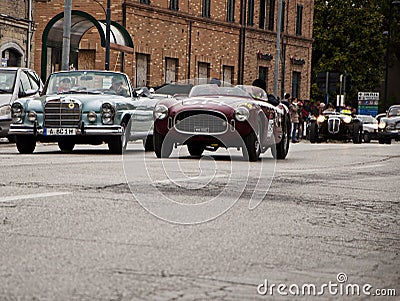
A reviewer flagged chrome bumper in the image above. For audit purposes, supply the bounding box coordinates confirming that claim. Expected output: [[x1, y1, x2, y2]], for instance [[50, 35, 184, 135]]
[[9, 124, 123, 136]]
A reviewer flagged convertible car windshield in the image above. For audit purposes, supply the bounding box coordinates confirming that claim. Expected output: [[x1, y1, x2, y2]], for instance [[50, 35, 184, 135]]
[[388, 107, 400, 117], [45, 71, 131, 96], [188, 84, 264, 99], [0, 70, 16, 94]]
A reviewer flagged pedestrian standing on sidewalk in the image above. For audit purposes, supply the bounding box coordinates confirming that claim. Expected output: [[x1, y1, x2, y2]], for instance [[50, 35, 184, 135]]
[[290, 98, 300, 143]]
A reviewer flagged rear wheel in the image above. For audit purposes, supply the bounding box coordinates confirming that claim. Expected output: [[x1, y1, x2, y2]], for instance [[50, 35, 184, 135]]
[[143, 135, 154, 151], [242, 119, 262, 162], [352, 122, 362, 144], [154, 129, 172, 158], [58, 141, 75, 152], [309, 121, 318, 143], [363, 132, 371, 143], [16, 135, 36, 154], [272, 117, 290, 160], [187, 143, 205, 157]]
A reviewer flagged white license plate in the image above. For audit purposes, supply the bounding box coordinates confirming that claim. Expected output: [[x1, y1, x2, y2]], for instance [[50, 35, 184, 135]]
[[44, 128, 77, 136]]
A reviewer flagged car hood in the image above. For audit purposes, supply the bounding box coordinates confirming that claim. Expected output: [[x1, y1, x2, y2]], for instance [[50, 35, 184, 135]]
[[17, 94, 133, 112], [0, 94, 13, 106], [164, 95, 254, 114], [381, 116, 400, 124]]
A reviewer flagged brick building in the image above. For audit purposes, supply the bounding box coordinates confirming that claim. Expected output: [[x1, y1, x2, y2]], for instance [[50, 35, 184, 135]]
[[33, 0, 313, 100], [0, 0, 35, 67]]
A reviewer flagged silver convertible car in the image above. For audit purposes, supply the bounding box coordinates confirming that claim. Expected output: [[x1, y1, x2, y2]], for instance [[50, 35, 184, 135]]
[[9, 70, 156, 154]]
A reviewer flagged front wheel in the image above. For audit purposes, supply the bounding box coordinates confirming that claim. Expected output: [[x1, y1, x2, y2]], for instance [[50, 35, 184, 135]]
[[272, 117, 290, 160], [58, 141, 75, 152], [143, 135, 154, 151], [154, 129, 172, 158], [108, 122, 128, 154], [352, 122, 362, 144], [363, 132, 371, 143], [187, 143, 205, 157], [309, 121, 318, 143], [242, 119, 262, 162], [16, 135, 36, 154]]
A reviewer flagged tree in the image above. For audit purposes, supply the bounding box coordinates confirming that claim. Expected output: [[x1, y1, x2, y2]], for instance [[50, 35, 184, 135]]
[[312, 0, 388, 108]]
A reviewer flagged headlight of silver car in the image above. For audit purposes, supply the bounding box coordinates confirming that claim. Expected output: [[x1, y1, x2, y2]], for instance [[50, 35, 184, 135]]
[[378, 121, 386, 129], [87, 111, 97, 123], [27, 111, 37, 122], [153, 104, 168, 120], [235, 106, 250, 122], [101, 103, 115, 125], [0, 104, 11, 120], [11, 103, 24, 123]]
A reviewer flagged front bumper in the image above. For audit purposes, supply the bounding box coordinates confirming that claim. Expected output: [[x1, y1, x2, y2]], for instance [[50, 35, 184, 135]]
[[378, 130, 400, 140], [9, 123, 123, 136], [0, 119, 11, 138]]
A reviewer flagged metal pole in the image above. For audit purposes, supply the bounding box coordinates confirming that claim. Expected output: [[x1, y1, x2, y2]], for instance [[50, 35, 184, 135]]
[[61, 0, 72, 70], [26, 0, 32, 68], [105, 0, 111, 70], [274, 0, 283, 98]]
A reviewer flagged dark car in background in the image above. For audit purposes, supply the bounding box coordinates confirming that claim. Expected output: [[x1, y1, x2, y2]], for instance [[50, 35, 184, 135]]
[[377, 105, 400, 144], [0, 67, 43, 142], [309, 111, 362, 144]]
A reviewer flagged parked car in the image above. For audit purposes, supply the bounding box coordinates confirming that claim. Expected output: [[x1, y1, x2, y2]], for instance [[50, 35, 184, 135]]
[[309, 110, 362, 143], [356, 115, 378, 143], [152, 83, 291, 161], [9, 70, 154, 154], [377, 105, 400, 144], [0, 67, 43, 142]]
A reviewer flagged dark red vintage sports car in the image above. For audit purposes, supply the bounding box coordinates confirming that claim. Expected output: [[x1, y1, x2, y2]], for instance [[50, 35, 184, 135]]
[[152, 84, 291, 161]]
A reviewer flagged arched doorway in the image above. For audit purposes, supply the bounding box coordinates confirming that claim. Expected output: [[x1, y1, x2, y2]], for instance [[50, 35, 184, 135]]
[[41, 10, 134, 81], [0, 42, 25, 67]]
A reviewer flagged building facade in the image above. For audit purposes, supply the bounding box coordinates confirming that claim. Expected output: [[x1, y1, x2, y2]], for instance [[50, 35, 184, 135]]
[[0, 0, 35, 68], [33, 0, 313, 100]]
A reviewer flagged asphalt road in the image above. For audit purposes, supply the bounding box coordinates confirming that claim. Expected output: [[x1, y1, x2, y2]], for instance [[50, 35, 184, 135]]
[[0, 140, 399, 300]]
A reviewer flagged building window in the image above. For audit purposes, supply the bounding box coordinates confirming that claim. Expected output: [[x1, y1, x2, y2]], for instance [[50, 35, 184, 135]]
[[247, 0, 254, 26], [280, 1, 286, 32], [296, 4, 303, 36], [170, 0, 179, 11], [165, 58, 178, 84], [202, 0, 211, 18], [198, 62, 210, 84], [136, 53, 150, 87], [258, 67, 268, 90], [227, 0, 235, 22], [140, 0, 150, 4], [259, 0, 275, 31], [292, 71, 301, 98], [222, 65, 234, 85]]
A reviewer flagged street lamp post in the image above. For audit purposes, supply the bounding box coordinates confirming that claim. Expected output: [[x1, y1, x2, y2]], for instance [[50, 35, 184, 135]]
[[105, 0, 111, 70], [384, 0, 400, 110]]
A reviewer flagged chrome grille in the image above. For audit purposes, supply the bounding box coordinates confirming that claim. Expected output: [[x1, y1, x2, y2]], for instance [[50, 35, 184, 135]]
[[44, 99, 81, 128], [174, 110, 228, 134], [328, 117, 340, 134]]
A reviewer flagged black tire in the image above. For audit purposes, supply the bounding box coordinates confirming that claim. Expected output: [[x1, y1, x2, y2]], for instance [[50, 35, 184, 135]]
[[385, 138, 392, 145], [15, 135, 36, 154], [363, 132, 371, 143], [143, 135, 154, 151], [108, 122, 128, 154], [353, 122, 362, 144], [309, 121, 318, 143], [378, 138, 385, 144], [242, 119, 262, 162], [6, 135, 16, 143], [187, 143, 205, 157], [272, 117, 290, 160], [58, 141, 75, 152], [154, 129, 172, 158]]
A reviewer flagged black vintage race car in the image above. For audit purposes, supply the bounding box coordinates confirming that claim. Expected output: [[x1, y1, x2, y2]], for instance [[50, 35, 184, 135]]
[[377, 105, 400, 144], [309, 111, 363, 143]]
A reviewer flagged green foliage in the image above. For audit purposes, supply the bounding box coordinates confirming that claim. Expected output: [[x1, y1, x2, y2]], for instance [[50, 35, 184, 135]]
[[312, 0, 391, 107]]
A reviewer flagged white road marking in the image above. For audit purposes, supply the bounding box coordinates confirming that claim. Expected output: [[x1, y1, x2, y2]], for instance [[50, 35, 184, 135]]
[[0, 192, 72, 203]]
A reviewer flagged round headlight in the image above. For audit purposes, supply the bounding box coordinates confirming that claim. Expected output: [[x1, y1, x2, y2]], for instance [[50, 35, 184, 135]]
[[154, 104, 168, 120], [101, 103, 115, 125], [378, 121, 386, 129], [87, 111, 97, 122], [27, 111, 37, 122], [316, 115, 326, 123], [235, 106, 250, 122], [343, 115, 352, 124]]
